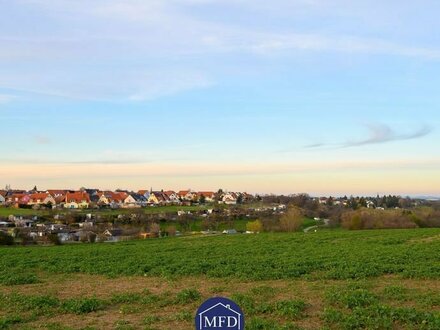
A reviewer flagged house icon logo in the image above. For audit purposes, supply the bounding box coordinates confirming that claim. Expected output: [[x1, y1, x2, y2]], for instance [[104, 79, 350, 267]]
[[195, 297, 244, 330]]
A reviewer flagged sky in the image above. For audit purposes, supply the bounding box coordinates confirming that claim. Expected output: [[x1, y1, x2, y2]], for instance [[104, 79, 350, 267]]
[[1, 0, 440, 196]]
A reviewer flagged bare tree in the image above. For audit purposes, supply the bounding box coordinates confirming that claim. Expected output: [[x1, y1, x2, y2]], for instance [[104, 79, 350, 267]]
[[279, 206, 304, 232]]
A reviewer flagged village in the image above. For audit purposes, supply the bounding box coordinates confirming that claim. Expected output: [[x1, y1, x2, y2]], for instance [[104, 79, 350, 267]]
[[0, 187, 284, 245], [0, 187, 254, 209], [0, 187, 426, 246]]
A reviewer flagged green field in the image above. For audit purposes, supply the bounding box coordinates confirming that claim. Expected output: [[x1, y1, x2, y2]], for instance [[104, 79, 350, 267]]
[[0, 205, 214, 217], [1, 229, 440, 329]]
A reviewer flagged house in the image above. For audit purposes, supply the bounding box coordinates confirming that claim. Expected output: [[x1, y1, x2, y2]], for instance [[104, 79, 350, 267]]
[[177, 190, 197, 201], [163, 190, 180, 204], [137, 190, 151, 200], [241, 192, 254, 202], [148, 191, 170, 205], [122, 194, 141, 208], [197, 191, 215, 203], [74, 230, 98, 242], [122, 193, 147, 208], [7, 193, 30, 207], [46, 190, 68, 198], [130, 193, 148, 207], [221, 192, 238, 205], [102, 229, 124, 242], [28, 193, 56, 206], [54, 195, 66, 207], [222, 229, 238, 234], [0, 191, 5, 205], [14, 218, 34, 228], [97, 191, 126, 208], [64, 192, 91, 209]]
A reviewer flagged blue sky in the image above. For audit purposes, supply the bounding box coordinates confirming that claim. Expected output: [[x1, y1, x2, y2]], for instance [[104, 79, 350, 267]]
[[1, 0, 440, 195]]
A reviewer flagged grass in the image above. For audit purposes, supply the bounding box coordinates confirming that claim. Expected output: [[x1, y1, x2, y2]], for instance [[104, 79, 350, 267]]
[[1, 229, 440, 329], [2, 229, 440, 280], [0, 205, 213, 217]]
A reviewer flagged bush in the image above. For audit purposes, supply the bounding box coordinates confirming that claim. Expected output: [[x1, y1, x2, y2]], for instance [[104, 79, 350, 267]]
[[166, 226, 177, 237], [279, 207, 304, 232], [246, 220, 263, 233], [0, 231, 14, 245], [341, 208, 418, 230], [61, 297, 104, 314], [48, 234, 62, 245], [175, 288, 201, 304]]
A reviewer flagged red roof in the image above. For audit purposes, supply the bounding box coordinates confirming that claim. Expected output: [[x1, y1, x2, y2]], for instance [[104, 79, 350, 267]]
[[29, 193, 51, 202], [197, 191, 215, 197], [65, 192, 90, 203], [9, 193, 30, 204], [47, 189, 68, 196], [98, 191, 127, 203]]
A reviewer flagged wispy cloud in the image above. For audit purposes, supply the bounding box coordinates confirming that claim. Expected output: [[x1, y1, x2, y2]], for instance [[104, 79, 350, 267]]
[[2, 1, 440, 102], [306, 123, 433, 149], [33, 135, 52, 145]]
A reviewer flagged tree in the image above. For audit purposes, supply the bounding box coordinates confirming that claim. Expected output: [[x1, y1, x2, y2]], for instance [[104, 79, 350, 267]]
[[279, 207, 304, 232], [166, 225, 177, 236], [246, 220, 263, 233], [236, 194, 243, 204], [199, 194, 206, 204], [150, 223, 161, 237]]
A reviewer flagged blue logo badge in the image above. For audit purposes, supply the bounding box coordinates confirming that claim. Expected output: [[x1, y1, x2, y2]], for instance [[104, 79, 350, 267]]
[[195, 297, 245, 330]]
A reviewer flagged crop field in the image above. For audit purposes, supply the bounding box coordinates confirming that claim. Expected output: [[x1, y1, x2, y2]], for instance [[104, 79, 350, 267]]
[[1, 229, 440, 329]]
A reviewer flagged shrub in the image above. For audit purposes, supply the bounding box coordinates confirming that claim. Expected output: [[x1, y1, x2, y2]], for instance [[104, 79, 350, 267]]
[[0, 231, 14, 245], [166, 225, 177, 237], [0, 273, 39, 286], [61, 297, 104, 314], [246, 220, 263, 233], [48, 234, 62, 245], [279, 207, 304, 232], [175, 288, 201, 304], [273, 300, 307, 319]]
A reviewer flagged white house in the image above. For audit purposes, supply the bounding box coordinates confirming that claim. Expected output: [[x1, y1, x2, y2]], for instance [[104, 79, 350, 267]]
[[122, 194, 139, 208], [221, 192, 238, 205]]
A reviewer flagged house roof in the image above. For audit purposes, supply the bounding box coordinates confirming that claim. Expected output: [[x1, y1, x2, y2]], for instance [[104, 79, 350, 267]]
[[130, 193, 147, 202], [65, 192, 91, 203], [138, 190, 150, 195], [46, 189, 68, 196], [55, 195, 66, 203], [9, 193, 30, 203], [104, 229, 123, 236], [98, 191, 127, 203], [151, 191, 170, 202], [197, 191, 215, 197], [29, 193, 52, 202], [177, 190, 191, 196]]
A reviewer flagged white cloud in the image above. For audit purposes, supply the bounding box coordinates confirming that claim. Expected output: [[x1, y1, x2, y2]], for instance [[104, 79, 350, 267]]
[[2, 0, 440, 102]]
